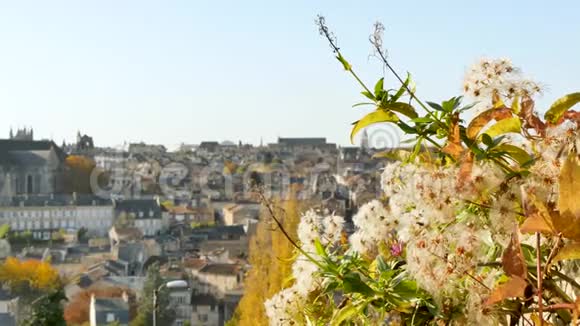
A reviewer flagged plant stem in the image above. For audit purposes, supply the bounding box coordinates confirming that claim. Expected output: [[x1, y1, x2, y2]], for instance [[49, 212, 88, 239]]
[[372, 44, 444, 126], [544, 234, 562, 276], [348, 68, 373, 96], [256, 188, 324, 269], [536, 232, 544, 326]]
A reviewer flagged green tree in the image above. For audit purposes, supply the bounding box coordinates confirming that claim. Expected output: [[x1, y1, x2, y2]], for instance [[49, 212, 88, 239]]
[[130, 263, 175, 326], [0, 224, 10, 239], [21, 288, 67, 326], [77, 227, 88, 242]]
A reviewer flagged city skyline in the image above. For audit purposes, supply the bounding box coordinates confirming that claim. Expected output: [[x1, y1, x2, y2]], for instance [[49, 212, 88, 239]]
[[1, 1, 579, 147]]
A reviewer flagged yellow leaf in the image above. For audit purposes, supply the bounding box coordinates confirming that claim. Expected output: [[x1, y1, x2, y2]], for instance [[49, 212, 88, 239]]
[[545, 92, 580, 124], [482, 117, 522, 138], [547, 242, 580, 271], [558, 154, 580, 217], [520, 193, 555, 235], [350, 109, 399, 143], [511, 96, 521, 114], [531, 313, 555, 326], [485, 276, 528, 306], [492, 90, 505, 108], [553, 154, 580, 240], [372, 149, 411, 161]]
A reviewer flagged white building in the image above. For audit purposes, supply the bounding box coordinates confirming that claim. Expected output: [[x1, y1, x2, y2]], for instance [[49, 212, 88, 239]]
[[113, 198, 166, 236], [0, 194, 114, 239], [169, 287, 193, 326]]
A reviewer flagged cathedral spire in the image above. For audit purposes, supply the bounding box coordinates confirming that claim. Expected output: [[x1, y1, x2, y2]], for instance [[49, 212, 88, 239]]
[[361, 130, 369, 149]]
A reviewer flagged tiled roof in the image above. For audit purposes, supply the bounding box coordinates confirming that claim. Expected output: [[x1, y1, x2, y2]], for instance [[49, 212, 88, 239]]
[[113, 199, 162, 219], [182, 258, 207, 270], [199, 263, 240, 276]]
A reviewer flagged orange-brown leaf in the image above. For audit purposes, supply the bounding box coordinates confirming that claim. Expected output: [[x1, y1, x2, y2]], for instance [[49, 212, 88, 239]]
[[443, 113, 464, 160], [485, 276, 528, 306], [502, 232, 528, 279], [456, 151, 475, 190], [519, 96, 546, 136], [520, 192, 556, 235], [466, 107, 512, 139]]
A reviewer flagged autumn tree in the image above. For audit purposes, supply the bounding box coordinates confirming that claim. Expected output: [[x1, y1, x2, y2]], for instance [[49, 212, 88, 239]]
[[0, 257, 64, 323], [230, 193, 306, 325], [0, 257, 60, 291], [63, 155, 97, 194]]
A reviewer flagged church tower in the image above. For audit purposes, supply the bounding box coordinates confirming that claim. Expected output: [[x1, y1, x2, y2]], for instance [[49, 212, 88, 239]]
[[361, 130, 369, 149]]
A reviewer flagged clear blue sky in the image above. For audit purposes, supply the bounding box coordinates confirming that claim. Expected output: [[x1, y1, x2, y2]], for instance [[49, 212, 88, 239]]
[[0, 1, 578, 148]]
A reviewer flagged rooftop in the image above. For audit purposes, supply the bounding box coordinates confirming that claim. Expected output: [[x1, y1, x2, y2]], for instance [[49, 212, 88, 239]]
[[94, 297, 129, 312], [199, 263, 240, 276]]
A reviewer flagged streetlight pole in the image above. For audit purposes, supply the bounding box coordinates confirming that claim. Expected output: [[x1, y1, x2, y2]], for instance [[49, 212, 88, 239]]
[[152, 280, 188, 326]]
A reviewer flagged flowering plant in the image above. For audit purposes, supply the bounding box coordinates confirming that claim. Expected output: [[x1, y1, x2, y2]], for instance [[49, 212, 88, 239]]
[[264, 17, 580, 325]]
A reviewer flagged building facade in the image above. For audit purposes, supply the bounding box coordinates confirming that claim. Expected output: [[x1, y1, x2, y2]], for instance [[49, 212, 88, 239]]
[[0, 195, 113, 239]]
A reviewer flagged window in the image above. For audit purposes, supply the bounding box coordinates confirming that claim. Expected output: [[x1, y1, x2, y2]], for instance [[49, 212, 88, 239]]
[[199, 314, 208, 322], [106, 313, 115, 322]]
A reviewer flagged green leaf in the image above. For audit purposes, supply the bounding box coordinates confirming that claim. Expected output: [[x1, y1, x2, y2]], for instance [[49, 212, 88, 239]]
[[343, 273, 374, 296], [397, 122, 418, 134], [442, 97, 461, 113], [481, 133, 493, 146], [544, 92, 580, 123], [482, 117, 522, 138], [493, 144, 533, 166], [391, 72, 411, 102], [409, 137, 423, 162], [374, 78, 384, 98], [411, 117, 432, 124], [376, 255, 388, 272], [350, 109, 399, 143], [382, 102, 418, 119], [393, 279, 419, 298], [314, 238, 326, 257], [361, 91, 376, 101], [426, 101, 444, 111], [330, 304, 358, 326], [352, 102, 375, 108], [336, 53, 352, 71]]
